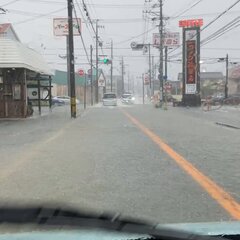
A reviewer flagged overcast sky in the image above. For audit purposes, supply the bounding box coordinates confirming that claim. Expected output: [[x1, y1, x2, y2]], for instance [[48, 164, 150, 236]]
[[1, 0, 240, 81]]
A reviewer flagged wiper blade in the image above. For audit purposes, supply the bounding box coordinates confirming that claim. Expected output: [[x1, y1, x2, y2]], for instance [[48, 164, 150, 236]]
[[0, 205, 225, 240], [0, 205, 151, 230]]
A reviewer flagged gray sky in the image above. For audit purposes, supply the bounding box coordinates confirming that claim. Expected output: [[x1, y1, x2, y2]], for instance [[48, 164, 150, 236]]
[[1, 0, 240, 81]]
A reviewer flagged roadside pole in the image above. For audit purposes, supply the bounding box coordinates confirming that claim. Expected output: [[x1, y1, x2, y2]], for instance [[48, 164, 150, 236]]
[[152, 56, 155, 95], [37, 74, 41, 115], [90, 45, 93, 105], [164, 46, 168, 82], [121, 57, 124, 94], [225, 54, 229, 99], [110, 40, 113, 92], [164, 46, 168, 110], [67, 0, 76, 118], [95, 20, 99, 103], [159, 0, 164, 103], [84, 73, 87, 109], [148, 43, 152, 93], [66, 37, 70, 96], [142, 73, 145, 104]]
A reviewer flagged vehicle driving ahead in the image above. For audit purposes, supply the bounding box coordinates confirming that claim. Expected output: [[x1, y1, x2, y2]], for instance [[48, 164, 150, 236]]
[[121, 93, 135, 104], [102, 92, 117, 106]]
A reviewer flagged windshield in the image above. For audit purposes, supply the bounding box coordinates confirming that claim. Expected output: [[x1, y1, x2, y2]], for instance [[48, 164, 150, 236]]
[[0, 0, 240, 235], [122, 94, 132, 98], [103, 94, 116, 99]]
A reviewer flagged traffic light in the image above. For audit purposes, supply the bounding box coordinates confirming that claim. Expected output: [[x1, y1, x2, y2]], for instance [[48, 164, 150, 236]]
[[103, 58, 110, 64]]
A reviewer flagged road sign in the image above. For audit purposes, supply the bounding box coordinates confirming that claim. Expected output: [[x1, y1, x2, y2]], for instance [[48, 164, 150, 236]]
[[130, 42, 145, 51], [143, 45, 148, 53], [179, 19, 203, 28], [78, 69, 85, 76], [144, 74, 150, 85], [53, 18, 81, 36], [98, 72, 106, 87], [98, 78, 105, 87], [131, 42, 137, 48], [153, 32, 180, 48]]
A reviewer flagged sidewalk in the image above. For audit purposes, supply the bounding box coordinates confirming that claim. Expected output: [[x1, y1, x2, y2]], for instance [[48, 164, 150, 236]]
[[31, 104, 84, 119], [0, 105, 84, 122]]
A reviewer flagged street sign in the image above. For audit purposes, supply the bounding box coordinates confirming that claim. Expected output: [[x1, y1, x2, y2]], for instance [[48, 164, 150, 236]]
[[144, 74, 150, 85], [179, 19, 203, 28], [78, 69, 85, 76], [98, 79, 105, 87], [131, 42, 137, 48], [143, 45, 148, 53], [98, 72, 105, 87], [153, 32, 180, 48], [53, 18, 81, 36], [130, 42, 145, 51]]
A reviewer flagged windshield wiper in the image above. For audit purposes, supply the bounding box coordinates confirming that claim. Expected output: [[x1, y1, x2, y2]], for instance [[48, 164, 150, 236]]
[[0, 205, 225, 240]]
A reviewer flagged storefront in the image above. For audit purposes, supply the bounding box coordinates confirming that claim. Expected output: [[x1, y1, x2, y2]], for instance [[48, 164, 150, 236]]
[[0, 38, 52, 118]]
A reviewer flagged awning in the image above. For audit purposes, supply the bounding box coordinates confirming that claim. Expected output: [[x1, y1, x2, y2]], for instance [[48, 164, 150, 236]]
[[0, 38, 52, 75]]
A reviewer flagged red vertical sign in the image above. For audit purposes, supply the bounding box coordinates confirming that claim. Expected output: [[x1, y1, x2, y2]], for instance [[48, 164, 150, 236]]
[[186, 40, 196, 84]]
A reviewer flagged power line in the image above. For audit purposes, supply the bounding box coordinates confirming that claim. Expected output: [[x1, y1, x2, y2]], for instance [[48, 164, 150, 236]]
[[74, 0, 95, 44], [201, 0, 240, 32], [81, 0, 97, 35], [169, 0, 240, 58], [76, 0, 105, 56], [115, 26, 157, 45], [85, 0, 98, 18], [201, 16, 240, 46], [1, 0, 20, 7], [171, 0, 204, 19], [12, 7, 66, 25], [72, 2, 90, 64]]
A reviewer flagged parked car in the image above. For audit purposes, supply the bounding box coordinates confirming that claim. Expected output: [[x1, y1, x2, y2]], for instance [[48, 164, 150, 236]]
[[121, 93, 135, 104], [51, 97, 65, 106], [103, 93, 117, 106], [52, 96, 80, 105]]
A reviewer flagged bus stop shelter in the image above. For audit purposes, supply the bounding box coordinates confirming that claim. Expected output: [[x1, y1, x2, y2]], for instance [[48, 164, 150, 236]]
[[0, 38, 52, 118]]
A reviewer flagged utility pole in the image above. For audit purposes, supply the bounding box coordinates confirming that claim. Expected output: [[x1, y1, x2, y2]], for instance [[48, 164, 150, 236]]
[[142, 73, 145, 104], [225, 54, 229, 99], [121, 57, 124, 94], [95, 20, 99, 103], [110, 40, 113, 92], [159, 0, 164, 102], [152, 56, 155, 95], [128, 71, 130, 92], [90, 45, 93, 105], [67, 0, 76, 118], [66, 37, 70, 96], [84, 73, 87, 109], [148, 43, 152, 92], [164, 46, 168, 82]]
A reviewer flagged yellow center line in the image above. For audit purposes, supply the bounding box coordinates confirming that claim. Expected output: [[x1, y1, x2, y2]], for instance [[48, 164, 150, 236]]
[[121, 109, 240, 220]]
